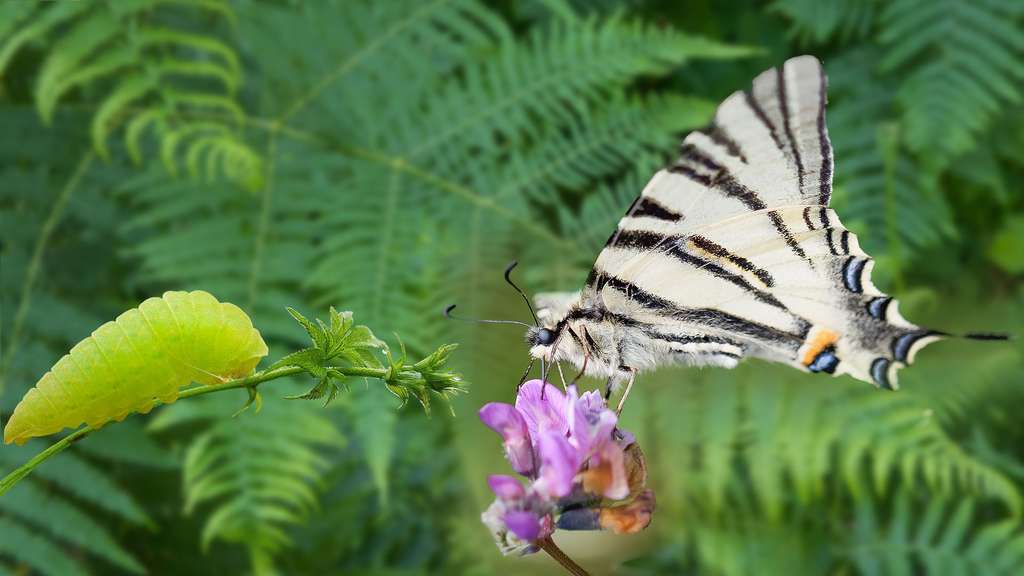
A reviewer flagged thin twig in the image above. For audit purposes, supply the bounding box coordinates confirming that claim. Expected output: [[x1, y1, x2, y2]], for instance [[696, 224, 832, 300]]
[[537, 537, 590, 576]]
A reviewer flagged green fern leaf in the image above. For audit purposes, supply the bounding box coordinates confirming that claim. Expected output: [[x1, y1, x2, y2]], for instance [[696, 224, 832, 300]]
[[156, 394, 343, 564], [1, 1, 259, 188], [847, 495, 1024, 574], [0, 443, 151, 525], [769, 0, 878, 44], [0, 518, 87, 576], [0, 482, 144, 573], [878, 0, 1024, 160]]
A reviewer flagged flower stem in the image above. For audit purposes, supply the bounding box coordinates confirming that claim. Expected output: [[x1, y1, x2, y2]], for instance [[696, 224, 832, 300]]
[[537, 537, 590, 576], [0, 363, 372, 496]]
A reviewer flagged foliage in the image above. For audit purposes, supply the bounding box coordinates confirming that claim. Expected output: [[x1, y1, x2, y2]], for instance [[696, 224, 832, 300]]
[[151, 393, 342, 571], [1, 0, 1023, 575], [0, 0, 260, 189]]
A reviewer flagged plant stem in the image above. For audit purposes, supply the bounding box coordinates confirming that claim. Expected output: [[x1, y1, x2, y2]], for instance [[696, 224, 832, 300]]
[[0, 426, 92, 496], [0, 363, 377, 496], [537, 537, 590, 576]]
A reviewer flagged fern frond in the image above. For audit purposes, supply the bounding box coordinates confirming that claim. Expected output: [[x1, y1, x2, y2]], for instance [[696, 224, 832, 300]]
[[0, 482, 144, 573], [154, 393, 343, 563], [878, 0, 1024, 160], [769, 0, 879, 44], [0, 0, 258, 188], [826, 49, 957, 268], [845, 495, 1024, 574], [0, 518, 87, 576], [643, 364, 1022, 521], [0, 126, 172, 575], [403, 14, 752, 176], [0, 445, 151, 525]]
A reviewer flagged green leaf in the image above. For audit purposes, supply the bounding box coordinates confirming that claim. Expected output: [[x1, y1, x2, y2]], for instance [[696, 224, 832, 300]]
[[34, 10, 122, 122], [0, 482, 144, 573], [988, 215, 1024, 274], [181, 397, 343, 561], [0, 2, 91, 76], [0, 517, 87, 576], [3, 290, 268, 445], [91, 74, 156, 159]]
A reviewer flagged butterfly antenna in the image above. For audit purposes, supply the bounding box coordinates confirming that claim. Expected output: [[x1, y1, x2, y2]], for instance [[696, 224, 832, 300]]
[[504, 261, 539, 326], [443, 305, 532, 328]]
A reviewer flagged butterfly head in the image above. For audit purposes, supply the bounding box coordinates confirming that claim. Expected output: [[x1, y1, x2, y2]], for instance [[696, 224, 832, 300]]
[[526, 326, 557, 347]]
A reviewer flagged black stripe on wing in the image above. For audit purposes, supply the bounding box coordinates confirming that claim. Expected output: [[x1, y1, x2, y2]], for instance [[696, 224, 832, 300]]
[[611, 230, 788, 311], [816, 61, 833, 205], [695, 124, 748, 164], [689, 234, 775, 287], [825, 228, 850, 256], [668, 144, 812, 265], [593, 272, 804, 352], [630, 196, 683, 221], [743, 91, 784, 151], [672, 145, 765, 211], [776, 67, 806, 193]]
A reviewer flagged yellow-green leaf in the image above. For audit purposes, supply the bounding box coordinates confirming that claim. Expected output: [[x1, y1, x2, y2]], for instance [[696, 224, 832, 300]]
[[3, 291, 268, 445]]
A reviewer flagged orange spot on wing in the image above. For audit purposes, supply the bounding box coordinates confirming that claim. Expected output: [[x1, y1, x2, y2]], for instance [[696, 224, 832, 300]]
[[802, 328, 839, 366]]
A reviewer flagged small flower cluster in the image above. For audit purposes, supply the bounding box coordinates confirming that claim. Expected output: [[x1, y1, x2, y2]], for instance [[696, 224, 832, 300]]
[[479, 380, 655, 555]]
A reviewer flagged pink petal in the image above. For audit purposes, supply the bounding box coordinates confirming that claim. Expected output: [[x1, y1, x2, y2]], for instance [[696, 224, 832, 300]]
[[536, 431, 580, 498], [487, 475, 525, 501], [566, 386, 617, 456], [515, 380, 568, 439], [504, 510, 542, 541], [479, 402, 535, 475]]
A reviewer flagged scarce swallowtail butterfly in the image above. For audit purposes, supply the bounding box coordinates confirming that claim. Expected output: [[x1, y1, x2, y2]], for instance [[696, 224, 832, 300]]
[[523, 55, 1003, 406]]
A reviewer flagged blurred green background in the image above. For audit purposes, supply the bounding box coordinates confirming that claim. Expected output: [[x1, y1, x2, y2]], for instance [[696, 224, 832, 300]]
[[2, 0, 1023, 574]]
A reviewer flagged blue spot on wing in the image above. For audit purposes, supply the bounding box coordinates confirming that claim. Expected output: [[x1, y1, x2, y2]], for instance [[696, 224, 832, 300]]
[[892, 330, 940, 363], [843, 257, 866, 293], [867, 296, 891, 320], [871, 357, 892, 389], [808, 348, 839, 374]]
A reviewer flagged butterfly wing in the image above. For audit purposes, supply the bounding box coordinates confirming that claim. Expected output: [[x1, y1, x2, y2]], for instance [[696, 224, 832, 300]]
[[584, 55, 938, 389]]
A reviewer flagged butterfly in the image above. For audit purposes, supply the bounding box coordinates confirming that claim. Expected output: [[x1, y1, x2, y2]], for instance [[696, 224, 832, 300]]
[[520, 55, 1002, 410]]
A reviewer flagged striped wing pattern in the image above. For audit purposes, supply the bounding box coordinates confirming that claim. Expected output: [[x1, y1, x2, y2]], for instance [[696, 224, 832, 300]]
[[584, 55, 937, 389]]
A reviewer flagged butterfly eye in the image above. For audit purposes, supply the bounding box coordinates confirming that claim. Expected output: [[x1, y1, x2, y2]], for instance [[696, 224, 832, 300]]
[[537, 328, 555, 346]]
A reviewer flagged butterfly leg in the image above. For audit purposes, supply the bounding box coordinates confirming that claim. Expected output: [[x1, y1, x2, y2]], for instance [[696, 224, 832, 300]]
[[603, 377, 615, 400], [615, 368, 637, 416], [555, 361, 569, 391]]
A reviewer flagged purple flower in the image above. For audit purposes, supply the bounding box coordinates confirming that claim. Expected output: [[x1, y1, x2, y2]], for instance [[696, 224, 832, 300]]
[[479, 403, 534, 475], [514, 380, 569, 437], [487, 475, 525, 500], [479, 380, 655, 555], [536, 431, 579, 498], [481, 473, 553, 555], [504, 510, 543, 541]]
